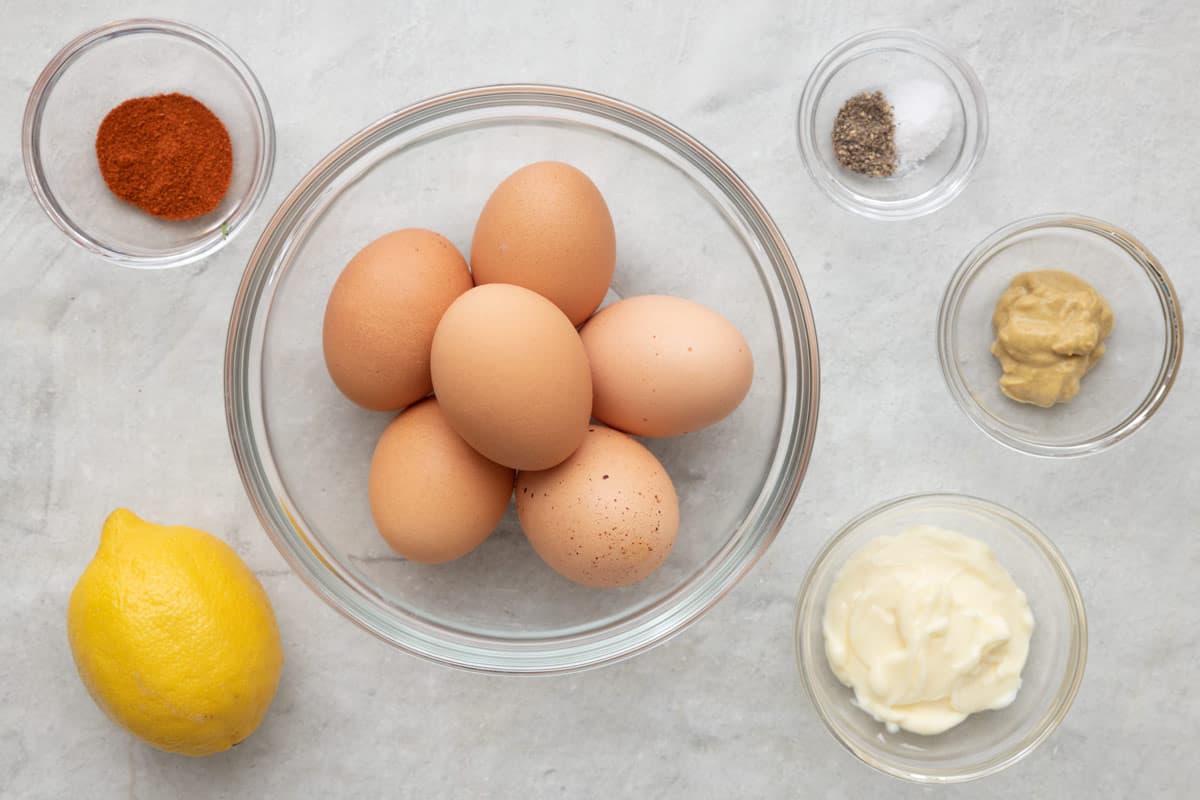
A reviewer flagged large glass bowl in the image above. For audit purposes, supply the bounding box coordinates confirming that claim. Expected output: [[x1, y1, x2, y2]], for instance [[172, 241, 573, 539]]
[[225, 85, 819, 674]]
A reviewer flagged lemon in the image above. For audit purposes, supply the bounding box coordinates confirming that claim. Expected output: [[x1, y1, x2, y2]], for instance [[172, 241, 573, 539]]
[[67, 509, 284, 756]]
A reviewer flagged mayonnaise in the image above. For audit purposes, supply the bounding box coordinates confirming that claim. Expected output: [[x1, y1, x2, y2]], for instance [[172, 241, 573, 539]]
[[822, 525, 1034, 735]]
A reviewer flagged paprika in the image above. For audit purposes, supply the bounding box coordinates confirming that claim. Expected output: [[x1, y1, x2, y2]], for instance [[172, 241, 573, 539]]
[[95, 93, 233, 220]]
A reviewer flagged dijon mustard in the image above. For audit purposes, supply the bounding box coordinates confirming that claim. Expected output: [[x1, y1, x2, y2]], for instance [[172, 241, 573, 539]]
[[990, 270, 1114, 408]]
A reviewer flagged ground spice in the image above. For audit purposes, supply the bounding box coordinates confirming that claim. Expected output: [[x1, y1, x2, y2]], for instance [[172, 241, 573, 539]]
[[832, 91, 897, 177], [95, 93, 233, 220]]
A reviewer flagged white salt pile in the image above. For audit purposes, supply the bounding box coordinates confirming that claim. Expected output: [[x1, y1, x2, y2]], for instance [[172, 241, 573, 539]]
[[887, 79, 954, 171]]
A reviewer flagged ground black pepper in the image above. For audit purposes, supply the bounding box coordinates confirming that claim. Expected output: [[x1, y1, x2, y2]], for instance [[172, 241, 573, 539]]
[[832, 91, 897, 177]]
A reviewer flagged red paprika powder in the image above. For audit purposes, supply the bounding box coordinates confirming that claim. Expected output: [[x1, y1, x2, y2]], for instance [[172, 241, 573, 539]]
[[95, 93, 233, 220]]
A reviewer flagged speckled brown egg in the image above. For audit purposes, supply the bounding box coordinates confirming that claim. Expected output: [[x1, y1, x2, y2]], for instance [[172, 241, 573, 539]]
[[516, 426, 679, 588], [368, 398, 514, 563], [470, 161, 615, 326], [323, 229, 472, 411], [580, 295, 753, 437], [430, 283, 592, 470]]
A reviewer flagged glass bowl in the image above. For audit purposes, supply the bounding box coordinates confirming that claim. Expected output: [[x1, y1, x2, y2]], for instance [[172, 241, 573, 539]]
[[21, 18, 275, 269], [795, 493, 1087, 783], [938, 214, 1183, 457], [797, 29, 987, 220], [225, 84, 820, 674]]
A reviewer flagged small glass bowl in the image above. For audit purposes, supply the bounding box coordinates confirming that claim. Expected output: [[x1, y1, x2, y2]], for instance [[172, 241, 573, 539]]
[[21, 18, 275, 269], [797, 29, 987, 220], [795, 493, 1087, 783], [938, 214, 1183, 457]]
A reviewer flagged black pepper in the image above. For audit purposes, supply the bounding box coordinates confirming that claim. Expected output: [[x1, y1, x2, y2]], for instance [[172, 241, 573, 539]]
[[832, 91, 897, 177]]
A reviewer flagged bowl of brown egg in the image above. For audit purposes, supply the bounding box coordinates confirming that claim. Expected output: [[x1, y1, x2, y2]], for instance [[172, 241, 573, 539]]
[[225, 84, 819, 673]]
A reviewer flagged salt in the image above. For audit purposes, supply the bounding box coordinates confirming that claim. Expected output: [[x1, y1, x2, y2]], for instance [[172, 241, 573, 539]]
[[886, 79, 953, 171]]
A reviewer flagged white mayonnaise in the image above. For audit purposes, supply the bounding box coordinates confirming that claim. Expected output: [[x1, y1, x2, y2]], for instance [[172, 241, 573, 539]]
[[823, 525, 1034, 735]]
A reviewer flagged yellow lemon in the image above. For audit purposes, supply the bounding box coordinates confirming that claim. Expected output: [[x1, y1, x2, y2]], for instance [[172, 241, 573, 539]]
[[67, 509, 284, 756]]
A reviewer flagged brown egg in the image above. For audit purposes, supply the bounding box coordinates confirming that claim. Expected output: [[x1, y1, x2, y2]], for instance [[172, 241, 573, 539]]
[[516, 426, 678, 588], [368, 398, 514, 563], [430, 284, 592, 470], [580, 295, 754, 437], [470, 161, 615, 326], [323, 229, 472, 411]]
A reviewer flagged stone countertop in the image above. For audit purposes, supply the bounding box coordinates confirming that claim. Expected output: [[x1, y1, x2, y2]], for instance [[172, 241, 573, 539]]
[[2, 1, 1197, 797]]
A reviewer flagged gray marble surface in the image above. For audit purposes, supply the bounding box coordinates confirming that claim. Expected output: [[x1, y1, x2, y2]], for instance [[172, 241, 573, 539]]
[[3, 1, 1198, 797]]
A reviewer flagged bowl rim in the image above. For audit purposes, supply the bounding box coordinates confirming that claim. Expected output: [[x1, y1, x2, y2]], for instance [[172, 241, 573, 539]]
[[20, 17, 276, 270], [796, 28, 989, 220], [224, 83, 821, 674], [794, 492, 1089, 784], [937, 213, 1184, 457]]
